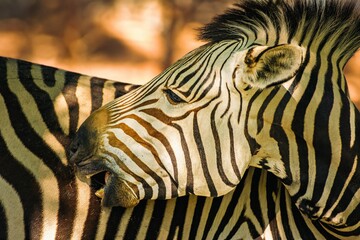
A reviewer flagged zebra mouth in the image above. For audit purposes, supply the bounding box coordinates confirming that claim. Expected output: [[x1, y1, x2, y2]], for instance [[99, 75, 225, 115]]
[[89, 171, 111, 199], [88, 170, 140, 208]]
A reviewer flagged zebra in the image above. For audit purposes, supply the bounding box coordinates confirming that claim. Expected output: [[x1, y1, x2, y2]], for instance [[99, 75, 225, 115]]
[[0, 56, 317, 239], [0, 57, 138, 239], [69, 0, 360, 238]]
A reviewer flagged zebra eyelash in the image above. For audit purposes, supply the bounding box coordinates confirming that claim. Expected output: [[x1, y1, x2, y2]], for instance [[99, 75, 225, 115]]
[[163, 88, 186, 104]]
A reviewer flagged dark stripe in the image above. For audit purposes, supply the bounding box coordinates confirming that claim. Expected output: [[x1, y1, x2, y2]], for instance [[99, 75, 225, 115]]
[[220, 83, 232, 118], [243, 90, 262, 155], [211, 102, 236, 187], [90, 77, 105, 113], [202, 196, 223, 240], [113, 81, 139, 99], [193, 113, 217, 196], [63, 70, 81, 137], [282, 187, 324, 239], [279, 53, 308, 189], [123, 201, 147, 239], [140, 108, 194, 194], [0, 202, 7, 240], [257, 87, 280, 134], [175, 125, 194, 194], [228, 116, 241, 179], [345, 203, 360, 236], [249, 168, 264, 227], [279, 186, 293, 240], [312, 75, 333, 204], [225, 208, 246, 240], [103, 207, 126, 239], [167, 197, 189, 240], [81, 193, 102, 239], [344, 156, 360, 229], [145, 200, 167, 238], [189, 197, 206, 238], [40, 62, 57, 87], [266, 171, 280, 237], [270, 92, 292, 185], [111, 99, 158, 118], [289, 204, 316, 239], [246, 217, 260, 240]]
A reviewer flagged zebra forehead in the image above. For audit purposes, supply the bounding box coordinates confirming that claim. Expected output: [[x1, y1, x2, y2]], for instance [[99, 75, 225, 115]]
[[199, 0, 360, 54], [164, 41, 240, 95]]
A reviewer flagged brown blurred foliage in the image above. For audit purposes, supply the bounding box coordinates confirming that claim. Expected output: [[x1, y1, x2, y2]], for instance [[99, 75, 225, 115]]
[[0, 0, 233, 83], [0, 0, 359, 108]]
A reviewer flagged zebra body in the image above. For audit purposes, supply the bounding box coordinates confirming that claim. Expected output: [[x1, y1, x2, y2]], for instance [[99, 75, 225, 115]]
[[0, 57, 135, 239], [0, 57, 329, 239], [70, 0, 360, 238]]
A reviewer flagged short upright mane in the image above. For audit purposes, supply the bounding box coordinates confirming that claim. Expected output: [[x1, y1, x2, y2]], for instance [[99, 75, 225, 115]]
[[200, 0, 360, 60]]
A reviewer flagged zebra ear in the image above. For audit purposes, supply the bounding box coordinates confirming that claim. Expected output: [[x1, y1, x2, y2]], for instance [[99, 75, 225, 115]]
[[234, 44, 304, 89]]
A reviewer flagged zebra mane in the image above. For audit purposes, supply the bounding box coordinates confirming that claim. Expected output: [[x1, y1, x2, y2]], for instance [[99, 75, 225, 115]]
[[200, 0, 360, 59]]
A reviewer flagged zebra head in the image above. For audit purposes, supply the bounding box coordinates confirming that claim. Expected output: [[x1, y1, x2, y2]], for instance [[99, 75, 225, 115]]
[[69, 42, 304, 206], [70, 0, 360, 229]]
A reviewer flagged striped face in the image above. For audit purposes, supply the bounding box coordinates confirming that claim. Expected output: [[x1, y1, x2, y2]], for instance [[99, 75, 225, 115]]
[[69, 41, 305, 208]]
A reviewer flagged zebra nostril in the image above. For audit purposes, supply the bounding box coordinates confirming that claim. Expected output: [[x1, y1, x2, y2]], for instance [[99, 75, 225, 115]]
[[70, 141, 78, 155], [68, 138, 80, 164]]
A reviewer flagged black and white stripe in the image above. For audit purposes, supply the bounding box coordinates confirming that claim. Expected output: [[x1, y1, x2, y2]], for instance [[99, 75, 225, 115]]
[[0, 57, 137, 238], [0, 57, 327, 239], [70, 0, 360, 238]]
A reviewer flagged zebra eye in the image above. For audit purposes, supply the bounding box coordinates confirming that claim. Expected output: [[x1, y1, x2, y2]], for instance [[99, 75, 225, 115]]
[[163, 89, 185, 104]]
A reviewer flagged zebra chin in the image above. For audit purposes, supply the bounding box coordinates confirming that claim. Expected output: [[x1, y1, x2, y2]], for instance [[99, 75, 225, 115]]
[[74, 168, 140, 208], [97, 177, 140, 208]]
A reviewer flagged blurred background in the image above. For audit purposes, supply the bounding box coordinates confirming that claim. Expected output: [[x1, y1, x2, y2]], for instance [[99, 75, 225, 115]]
[[0, 0, 359, 107], [0, 0, 232, 84]]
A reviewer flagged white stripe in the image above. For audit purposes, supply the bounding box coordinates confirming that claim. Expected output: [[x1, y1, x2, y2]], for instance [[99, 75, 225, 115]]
[[0, 176, 25, 240], [102, 81, 117, 105], [114, 207, 134, 238], [71, 179, 91, 239], [182, 195, 198, 239], [156, 198, 177, 239], [192, 196, 213, 238], [136, 200, 155, 238], [94, 208, 112, 239], [76, 76, 93, 127]]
